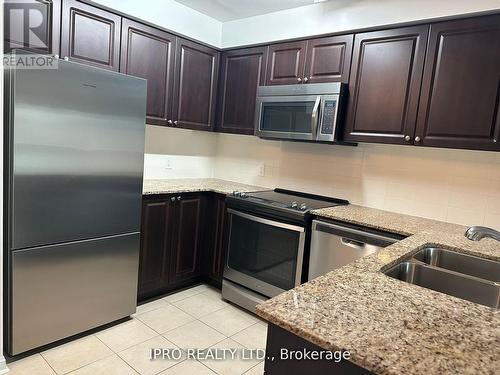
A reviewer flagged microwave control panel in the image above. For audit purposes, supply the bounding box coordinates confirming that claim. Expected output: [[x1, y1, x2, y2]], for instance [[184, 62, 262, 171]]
[[320, 100, 337, 135]]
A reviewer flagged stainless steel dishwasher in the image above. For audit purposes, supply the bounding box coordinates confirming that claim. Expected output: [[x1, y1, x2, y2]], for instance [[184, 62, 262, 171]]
[[308, 219, 401, 280]]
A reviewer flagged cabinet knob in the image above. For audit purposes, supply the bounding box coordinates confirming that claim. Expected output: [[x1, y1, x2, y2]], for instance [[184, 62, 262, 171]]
[[494, 139, 498, 143], [303, 77, 309, 83], [415, 136, 421, 143], [297, 77, 302, 83], [63, 56, 69, 61], [404, 135, 411, 142], [170, 197, 176, 202], [177, 196, 181, 201], [167, 120, 173, 125], [173, 121, 178, 126], [54, 54, 59, 59]]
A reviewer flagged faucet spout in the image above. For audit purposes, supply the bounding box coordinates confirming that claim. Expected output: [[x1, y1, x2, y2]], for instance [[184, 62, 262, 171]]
[[465, 226, 500, 242]]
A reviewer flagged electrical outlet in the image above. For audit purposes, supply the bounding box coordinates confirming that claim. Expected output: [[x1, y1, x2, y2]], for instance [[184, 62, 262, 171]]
[[258, 163, 266, 177], [165, 158, 173, 170]]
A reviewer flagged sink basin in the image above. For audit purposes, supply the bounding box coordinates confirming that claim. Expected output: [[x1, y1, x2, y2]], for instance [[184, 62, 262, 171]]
[[385, 260, 500, 309], [413, 247, 500, 282]]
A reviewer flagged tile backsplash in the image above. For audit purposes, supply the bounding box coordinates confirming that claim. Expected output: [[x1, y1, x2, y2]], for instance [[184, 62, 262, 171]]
[[143, 125, 500, 230]]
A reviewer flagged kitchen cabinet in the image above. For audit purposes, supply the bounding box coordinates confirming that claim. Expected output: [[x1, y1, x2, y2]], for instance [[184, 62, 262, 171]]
[[4, 0, 61, 55], [266, 40, 307, 85], [120, 19, 176, 126], [204, 194, 227, 287], [61, 0, 121, 71], [138, 194, 205, 300], [415, 15, 500, 151], [304, 35, 353, 84], [342, 26, 428, 145], [216, 46, 268, 135], [172, 38, 220, 131]]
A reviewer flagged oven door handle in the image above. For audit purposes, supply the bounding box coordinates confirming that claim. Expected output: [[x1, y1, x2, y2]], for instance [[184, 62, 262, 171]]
[[227, 209, 305, 233], [311, 95, 321, 139]]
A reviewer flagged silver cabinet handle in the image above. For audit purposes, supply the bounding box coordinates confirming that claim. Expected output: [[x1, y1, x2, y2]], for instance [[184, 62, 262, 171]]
[[415, 136, 421, 142], [167, 120, 173, 125], [303, 77, 309, 83], [64, 56, 69, 61], [173, 121, 178, 126], [297, 77, 302, 83], [404, 135, 411, 142], [170, 197, 176, 202], [494, 139, 498, 143], [177, 196, 181, 201]]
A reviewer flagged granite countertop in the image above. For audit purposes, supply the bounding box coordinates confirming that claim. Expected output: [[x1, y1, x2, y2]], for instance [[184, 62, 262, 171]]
[[256, 205, 500, 375], [143, 178, 265, 195]]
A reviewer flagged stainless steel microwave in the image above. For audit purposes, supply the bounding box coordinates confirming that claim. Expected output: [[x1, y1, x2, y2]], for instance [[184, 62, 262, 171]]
[[254, 82, 347, 142]]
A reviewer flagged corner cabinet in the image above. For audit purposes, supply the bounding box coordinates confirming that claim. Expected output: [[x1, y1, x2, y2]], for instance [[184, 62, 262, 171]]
[[415, 15, 500, 151], [342, 26, 428, 145], [172, 38, 220, 131], [4, 0, 61, 55], [61, 0, 121, 71], [120, 19, 176, 126], [216, 46, 268, 135], [204, 194, 228, 287]]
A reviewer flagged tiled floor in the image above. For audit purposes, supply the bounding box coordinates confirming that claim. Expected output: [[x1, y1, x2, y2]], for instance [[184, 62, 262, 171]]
[[8, 284, 267, 375]]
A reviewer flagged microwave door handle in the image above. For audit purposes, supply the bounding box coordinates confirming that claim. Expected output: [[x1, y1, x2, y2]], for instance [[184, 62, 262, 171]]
[[311, 95, 321, 139]]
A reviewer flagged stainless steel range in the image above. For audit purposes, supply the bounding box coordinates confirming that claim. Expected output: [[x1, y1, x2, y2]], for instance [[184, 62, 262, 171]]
[[221, 189, 348, 312]]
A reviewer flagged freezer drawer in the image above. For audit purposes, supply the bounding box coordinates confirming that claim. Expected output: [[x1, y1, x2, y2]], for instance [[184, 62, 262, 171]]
[[8, 233, 140, 355]]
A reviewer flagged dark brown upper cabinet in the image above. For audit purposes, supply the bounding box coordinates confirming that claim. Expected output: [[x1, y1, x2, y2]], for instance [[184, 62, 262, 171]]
[[304, 35, 353, 84], [169, 195, 204, 284], [120, 19, 176, 126], [266, 40, 307, 85], [415, 15, 500, 151], [61, 0, 121, 71], [4, 0, 61, 55], [216, 46, 268, 135], [342, 26, 428, 145], [172, 38, 219, 131]]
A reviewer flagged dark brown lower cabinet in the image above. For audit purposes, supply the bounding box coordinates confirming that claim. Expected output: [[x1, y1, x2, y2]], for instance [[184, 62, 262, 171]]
[[204, 194, 227, 288], [265, 323, 372, 375], [138, 193, 205, 301]]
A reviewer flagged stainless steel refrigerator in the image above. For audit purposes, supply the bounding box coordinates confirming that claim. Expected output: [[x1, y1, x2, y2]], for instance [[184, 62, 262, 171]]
[[4, 58, 147, 355]]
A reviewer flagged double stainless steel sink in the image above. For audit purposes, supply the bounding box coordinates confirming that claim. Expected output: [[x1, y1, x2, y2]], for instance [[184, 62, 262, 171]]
[[384, 247, 500, 309]]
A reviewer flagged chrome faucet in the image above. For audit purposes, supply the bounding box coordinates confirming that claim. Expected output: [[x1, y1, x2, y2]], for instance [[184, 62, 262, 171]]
[[464, 226, 500, 242]]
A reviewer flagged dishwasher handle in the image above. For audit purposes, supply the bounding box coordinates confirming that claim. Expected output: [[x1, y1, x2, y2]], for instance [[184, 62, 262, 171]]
[[341, 237, 366, 249]]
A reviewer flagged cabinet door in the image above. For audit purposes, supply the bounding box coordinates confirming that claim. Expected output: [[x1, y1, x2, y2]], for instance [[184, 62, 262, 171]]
[[342, 26, 428, 144], [304, 35, 353, 83], [4, 0, 61, 55], [216, 46, 268, 135], [169, 195, 203, 284], [172, 38, 219, 131], [205, 194, 227, 287], [266, 40, 307, 85], [138, 199, 173, 299], [415, 15, 500, 151], [61, 0, 121, 71], [120, 19, 175, 126]]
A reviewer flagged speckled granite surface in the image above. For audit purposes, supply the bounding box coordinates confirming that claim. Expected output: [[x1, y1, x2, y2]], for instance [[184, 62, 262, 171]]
[[143, 178, 265, 195], [257, 206, 500, 375]]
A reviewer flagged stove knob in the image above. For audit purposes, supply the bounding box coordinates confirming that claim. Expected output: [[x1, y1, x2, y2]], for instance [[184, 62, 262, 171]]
[[232, 191, 241, 197], [240, 192, 249, 198], [299, 203, 307, 211], [290, 201, 298, 209]]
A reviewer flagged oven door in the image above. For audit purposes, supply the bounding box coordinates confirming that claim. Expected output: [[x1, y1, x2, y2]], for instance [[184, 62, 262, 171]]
[[255, 95, 321, 141], [224, 209, 306, 297]]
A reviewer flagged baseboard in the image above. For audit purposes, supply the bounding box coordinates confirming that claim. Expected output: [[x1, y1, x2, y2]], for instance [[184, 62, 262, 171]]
[[0, 354, 9, 374]]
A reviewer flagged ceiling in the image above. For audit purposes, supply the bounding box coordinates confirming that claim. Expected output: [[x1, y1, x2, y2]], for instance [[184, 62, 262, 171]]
[[174, 0, 329, 22]]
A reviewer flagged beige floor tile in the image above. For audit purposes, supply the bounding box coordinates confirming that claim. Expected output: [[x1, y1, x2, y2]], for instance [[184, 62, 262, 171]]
[[67, 355, 137, 375], [200, 306, 259, 336], [172, 291, 229, 318], [8, 354, 56, 375], [133, 299, 170, 316], [163, 320, 226, 350], [159, 360, 216, 375], [244, 361, 264, 375], [231, 323, 267, 350], [162, 284, 210, 303], [202, 338, 260, 375], [136, 305, 195, 334], [42, 335, 113, 375], [96, 319, 158, 352], [118, 336, 184, 375]]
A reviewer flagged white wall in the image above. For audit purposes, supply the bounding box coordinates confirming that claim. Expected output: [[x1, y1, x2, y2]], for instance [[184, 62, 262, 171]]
[[213, 134, 500, 230], [92, 0, 222, 47], [221, 0, 500, 47]]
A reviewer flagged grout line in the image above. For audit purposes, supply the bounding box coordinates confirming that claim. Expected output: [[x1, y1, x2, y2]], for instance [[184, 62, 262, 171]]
[[38, 354, 59, 375]]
